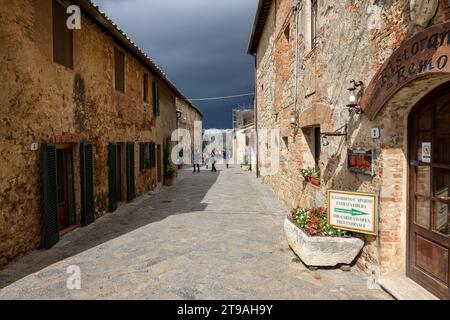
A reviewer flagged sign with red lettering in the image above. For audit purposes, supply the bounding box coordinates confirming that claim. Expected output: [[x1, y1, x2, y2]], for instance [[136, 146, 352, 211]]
[[360, 21, 450, 120]]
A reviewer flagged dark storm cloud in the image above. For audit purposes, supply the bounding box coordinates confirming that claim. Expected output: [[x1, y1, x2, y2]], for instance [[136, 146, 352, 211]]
[[93, 0, 258, 128]]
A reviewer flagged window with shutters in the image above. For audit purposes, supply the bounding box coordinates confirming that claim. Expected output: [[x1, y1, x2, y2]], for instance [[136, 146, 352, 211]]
[[115, 48, 125, 92], [52, 0, 73, 69], [153, 81, 160, 116], [143, 73, 149, 102]]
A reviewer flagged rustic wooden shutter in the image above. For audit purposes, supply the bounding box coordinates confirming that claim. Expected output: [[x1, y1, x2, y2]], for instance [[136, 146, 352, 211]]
[[140, 143, 145, 172], [80, 142, 95, 226], [127, 142, 136, 202], [41, 142, 59, 249], [52, 0, 73, 69], [108, 143, 118, 212], [151, 142, 156, 168], [153, 81, 160, 116]]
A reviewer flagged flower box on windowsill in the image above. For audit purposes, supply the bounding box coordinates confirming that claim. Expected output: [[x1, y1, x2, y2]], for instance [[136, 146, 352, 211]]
[[284, 217, 364, 267]]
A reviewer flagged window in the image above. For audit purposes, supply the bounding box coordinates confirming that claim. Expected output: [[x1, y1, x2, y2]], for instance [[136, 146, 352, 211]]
[[143, 73, 149, 102], [153, 81, 160, 116], [284, 24, 290, 43], [52, 0, 73, 68], [114, 48, 125, 92], [311, 0, 318, 47], [314, 126, 321, 166]]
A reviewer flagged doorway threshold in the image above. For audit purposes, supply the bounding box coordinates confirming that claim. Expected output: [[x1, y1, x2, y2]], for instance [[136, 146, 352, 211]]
[[59, 225, 79, 237], [379, 273, 439, 300]]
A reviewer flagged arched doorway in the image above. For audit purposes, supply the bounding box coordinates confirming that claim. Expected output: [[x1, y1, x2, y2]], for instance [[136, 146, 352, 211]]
[[408, 82, 450, 299]]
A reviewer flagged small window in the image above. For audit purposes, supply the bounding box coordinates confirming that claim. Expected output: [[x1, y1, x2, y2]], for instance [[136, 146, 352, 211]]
[[311, 0, 318, 47], [314, 126, 321, 166], [143, 73, 149, 102], [284, 24, 290, 42], [52, 0, 73, 69], [114, 48, 125, 92]]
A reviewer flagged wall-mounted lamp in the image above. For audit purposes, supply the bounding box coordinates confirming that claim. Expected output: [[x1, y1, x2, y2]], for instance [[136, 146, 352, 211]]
[[321, 124, 348, 146], [346, 80, 364, 115]]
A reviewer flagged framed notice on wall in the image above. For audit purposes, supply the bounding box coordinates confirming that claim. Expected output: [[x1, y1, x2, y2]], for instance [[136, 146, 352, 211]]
[[328, 190, 378, 235], [347, 149, 375, 176]]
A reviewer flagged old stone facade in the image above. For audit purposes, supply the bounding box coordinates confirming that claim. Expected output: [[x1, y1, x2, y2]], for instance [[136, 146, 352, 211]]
[[175, 98, 203, 159], [0, 0, 191, 267], [249, 0, 450, 298]]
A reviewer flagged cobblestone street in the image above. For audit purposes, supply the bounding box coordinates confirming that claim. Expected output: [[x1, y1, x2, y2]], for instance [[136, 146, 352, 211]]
[[0, 166, 391, 300]]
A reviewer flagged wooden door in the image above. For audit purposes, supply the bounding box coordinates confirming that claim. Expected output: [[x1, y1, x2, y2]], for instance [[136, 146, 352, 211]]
[[56, 147, 72, 231], [157, 144, 162, 183], [408, 83, 450, 300]]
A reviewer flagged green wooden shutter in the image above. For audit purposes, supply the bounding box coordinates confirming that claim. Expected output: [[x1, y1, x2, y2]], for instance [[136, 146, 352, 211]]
[[80, 142, 95, 226], [108, 143, 118, 212], [140, 142, 145, 172], [127, 142, 136, 202], [41, 142, 59, 249], [151, 142, 156, 168], [153, 81, 160, 116]]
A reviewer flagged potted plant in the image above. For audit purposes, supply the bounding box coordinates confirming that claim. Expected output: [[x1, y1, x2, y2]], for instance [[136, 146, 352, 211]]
[[300, 167, 321, 186], [165, 166, 176, 186], [284, 207, 364, 267]]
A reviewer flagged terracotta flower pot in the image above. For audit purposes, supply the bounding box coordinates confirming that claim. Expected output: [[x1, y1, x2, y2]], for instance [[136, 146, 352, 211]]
[[165, 178, 175, 186], [309, 176, 321, 186]]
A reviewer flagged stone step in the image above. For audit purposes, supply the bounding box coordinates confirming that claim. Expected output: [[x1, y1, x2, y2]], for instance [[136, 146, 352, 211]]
[[379, 273, 439, 300]]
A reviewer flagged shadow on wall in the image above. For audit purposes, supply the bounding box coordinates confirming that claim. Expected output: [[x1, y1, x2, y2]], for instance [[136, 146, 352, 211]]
[[0, 168, 219, 288]]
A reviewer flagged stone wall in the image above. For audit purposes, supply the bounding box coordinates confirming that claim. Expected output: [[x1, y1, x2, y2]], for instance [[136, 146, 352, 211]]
[[254, 0, 450, 274], [175, 98, 203, 155], [0, 0, 179, 266]]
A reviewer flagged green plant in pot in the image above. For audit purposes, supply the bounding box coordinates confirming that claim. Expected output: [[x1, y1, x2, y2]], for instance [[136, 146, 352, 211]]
[[301, 167, 321, 186]]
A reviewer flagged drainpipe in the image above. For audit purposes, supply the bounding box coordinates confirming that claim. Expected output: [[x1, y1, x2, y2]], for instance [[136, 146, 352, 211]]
[[252, 54, 260, 178], [294, 0, 303, 112]]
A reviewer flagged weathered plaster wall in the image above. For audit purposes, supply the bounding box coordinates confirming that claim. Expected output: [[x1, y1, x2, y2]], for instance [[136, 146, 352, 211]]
[[176, 98, 203, 153], [254, 0, 450, 274], [0, 0, 178, 266]]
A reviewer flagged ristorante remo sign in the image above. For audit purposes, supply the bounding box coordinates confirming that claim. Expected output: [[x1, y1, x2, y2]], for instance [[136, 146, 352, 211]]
[[328, 190, 378, 235], [360, 21, 450, 120]]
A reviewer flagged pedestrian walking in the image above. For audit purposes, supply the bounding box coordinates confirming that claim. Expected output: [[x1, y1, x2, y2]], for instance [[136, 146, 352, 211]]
[[204, 151, 210, 169], [193, 149, 201, 173], [211, 150, 217, 172]]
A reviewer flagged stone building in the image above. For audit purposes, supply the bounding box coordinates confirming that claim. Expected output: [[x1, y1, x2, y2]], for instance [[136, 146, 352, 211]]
[[175, 98, 203, 163], [233, 107, 254, 129], [248, 0, 450, 299], [0, 0, 192, 267]]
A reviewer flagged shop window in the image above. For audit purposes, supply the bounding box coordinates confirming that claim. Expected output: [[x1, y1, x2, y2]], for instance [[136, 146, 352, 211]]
[[143, 73, 149, 102], [115, 48, 125, 92], [52, 0, 73, 69]]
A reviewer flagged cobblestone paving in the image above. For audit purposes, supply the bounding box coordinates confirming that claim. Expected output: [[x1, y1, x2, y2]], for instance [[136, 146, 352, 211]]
[[0, 166, 392, 300]]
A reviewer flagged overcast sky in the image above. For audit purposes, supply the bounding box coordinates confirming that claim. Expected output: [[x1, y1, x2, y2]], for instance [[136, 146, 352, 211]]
[[93, 0, 258, 129]]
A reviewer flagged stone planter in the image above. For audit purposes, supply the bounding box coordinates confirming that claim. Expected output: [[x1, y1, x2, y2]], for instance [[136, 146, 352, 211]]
[[284, 218, 364, 267]]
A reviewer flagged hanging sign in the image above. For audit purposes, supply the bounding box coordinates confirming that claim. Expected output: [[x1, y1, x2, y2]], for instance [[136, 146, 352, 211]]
[[422, 142, 431, 163], [360, 21, 450, 120], [328, 190, 378, 235]]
